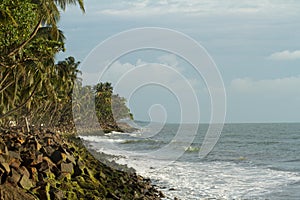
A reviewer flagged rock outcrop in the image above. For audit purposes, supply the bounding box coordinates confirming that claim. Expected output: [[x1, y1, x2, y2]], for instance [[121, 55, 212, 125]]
[[0, 127, 163, 199]]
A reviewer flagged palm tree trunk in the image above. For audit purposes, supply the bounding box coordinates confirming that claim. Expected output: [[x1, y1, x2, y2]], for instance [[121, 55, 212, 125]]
[[0, 79, 40, 119]]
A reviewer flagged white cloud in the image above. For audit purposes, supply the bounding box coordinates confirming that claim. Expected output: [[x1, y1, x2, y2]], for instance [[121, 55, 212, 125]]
[[157, 54, 179, 67], [96, 0, 300, 17], [230, 76, 300, 95], [268, 50, 300, 60]]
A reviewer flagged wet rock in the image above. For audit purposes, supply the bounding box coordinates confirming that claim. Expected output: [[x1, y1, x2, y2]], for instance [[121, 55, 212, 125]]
[[159, 191, 165, 198]]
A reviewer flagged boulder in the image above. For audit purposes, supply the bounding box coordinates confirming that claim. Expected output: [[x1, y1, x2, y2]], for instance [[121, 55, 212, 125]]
[[50, 187, 64, 200], [0, 163, 10, 173], [0, 142, 8, 155], [34, 137, 42, 151], [9, 158, 21, 169], [0, 182, 36, 200], [60, 162, 74, 174], [29, 167, 38, 182], [38, 157, 55, 172], [50, 150, 64, 164], [9, 151, 22, 160], [66, 154, 76, 165], [40, 146, 55, 157], [8, 168, 21, 185], [19, 175, 33, 190], [31, 153, 43, 165]]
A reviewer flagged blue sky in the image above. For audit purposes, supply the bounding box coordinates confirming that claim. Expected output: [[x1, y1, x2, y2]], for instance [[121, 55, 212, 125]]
[[58, 0, 300, 123]]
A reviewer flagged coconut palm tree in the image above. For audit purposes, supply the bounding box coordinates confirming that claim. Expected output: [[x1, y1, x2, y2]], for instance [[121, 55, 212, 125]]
[[8, 0, 85, 57], [0, 0, 85, 126]]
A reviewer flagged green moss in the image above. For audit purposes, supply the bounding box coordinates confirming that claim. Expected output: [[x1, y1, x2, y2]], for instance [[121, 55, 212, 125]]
[[66, 191, 77, 199]]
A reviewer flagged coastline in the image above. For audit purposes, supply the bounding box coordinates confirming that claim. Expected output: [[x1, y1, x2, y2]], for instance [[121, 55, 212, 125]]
[[0, 126, 164, 199]]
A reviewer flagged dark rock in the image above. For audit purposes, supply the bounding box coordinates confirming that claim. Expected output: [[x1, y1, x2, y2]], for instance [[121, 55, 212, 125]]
[[0, 169, 8, 184], [31, 153, 43, 165], [50, 150, 64, 164], [40, 146, 55, 157], [37, 183, 51, 200], [38, 157, 55, 172], [106, 191, 120, 200], [50, 187, 64, 200], [73, 164, 82, 177]]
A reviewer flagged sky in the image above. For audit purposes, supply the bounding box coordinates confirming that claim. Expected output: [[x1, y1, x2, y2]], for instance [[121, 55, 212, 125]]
[[58, 0, 300, 123]]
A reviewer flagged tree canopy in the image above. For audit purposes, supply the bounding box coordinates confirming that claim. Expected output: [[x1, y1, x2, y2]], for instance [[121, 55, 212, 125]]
[[0, 0, 133, 131], [0, 0, 84, 126]]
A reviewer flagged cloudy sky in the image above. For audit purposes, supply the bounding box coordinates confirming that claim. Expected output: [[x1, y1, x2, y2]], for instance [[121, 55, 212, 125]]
[[58, 0, 300, 123]]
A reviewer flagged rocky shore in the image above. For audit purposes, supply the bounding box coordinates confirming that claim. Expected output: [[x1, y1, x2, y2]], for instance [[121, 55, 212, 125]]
[[0, 127, 164, 199]]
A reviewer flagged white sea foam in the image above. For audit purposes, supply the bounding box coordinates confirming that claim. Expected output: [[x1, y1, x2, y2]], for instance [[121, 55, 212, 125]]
[[79, 125, 300, 200], [81, 135, 300, 199], [79, 135, 125, 143]]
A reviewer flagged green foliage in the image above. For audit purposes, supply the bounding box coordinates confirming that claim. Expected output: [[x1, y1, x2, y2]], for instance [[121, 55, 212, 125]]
[[0, 0, 132, 130], [0, 0, 38, 55], [94, 82, 114, 126], [0, 0, 84, 126], [73, 81, 133, 130], [112, 94, 134, 121]]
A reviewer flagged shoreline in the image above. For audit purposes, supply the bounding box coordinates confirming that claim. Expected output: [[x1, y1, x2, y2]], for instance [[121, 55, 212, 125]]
[[0, 126, 164, 199]]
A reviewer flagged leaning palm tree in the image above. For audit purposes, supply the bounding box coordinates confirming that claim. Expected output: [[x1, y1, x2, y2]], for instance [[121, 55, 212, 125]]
[[0, 0, 85, 125], [8, 0, 85, 57]]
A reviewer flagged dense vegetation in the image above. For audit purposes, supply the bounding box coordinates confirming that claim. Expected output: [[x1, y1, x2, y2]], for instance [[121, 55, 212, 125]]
[[0, 0, 132, 130], [0, 2, 163, 200]]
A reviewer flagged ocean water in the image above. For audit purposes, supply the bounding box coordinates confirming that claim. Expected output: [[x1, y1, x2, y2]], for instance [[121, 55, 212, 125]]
[[80, 123, 300, 200]]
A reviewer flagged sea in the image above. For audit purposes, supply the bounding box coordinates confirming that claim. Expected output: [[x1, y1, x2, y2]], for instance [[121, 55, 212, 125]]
[[80, 122, 300, 200]]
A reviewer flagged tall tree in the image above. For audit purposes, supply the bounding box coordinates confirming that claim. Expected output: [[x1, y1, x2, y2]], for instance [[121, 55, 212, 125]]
[[0, 0, 84, 126]]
